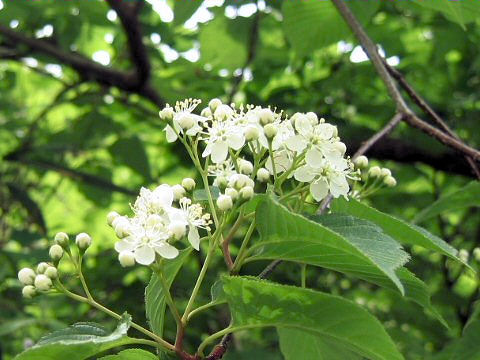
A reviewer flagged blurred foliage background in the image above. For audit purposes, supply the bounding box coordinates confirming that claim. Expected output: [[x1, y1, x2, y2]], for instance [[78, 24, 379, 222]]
[[1, 0, 480, 359]]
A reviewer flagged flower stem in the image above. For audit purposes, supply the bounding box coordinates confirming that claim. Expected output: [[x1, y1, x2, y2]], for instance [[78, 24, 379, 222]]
[[77, 255, 93, 301], [301, 263, 307, 288], [155, 267, 182, 327], [196, 325, 259, 357], [232, 219, 256, 273]]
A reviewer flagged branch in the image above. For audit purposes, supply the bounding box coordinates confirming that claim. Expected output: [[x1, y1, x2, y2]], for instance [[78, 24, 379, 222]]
[[330, 0, 480, 163], [0, 24, 164, 107]]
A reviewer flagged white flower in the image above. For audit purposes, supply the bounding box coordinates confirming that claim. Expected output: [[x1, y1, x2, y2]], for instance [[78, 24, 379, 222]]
[[201, 120, 245, 163], [208, 160, 236, 187], [133, 185, 174, 216], [172, 184, 186, 201], [265, 149, 294, 175], [118, 251, 136, 267], [168, 198, 211, 250], [18, 268, 36, 285], [163, 99, 207, 143], [114, 214, 178, 265], [294, 160, 352, 201]]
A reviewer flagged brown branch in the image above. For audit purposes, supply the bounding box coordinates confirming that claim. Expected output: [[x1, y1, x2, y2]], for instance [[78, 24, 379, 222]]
[[330, 0, 480, 163], [385, 63, 480, 178], [0, 24, 164, 107]]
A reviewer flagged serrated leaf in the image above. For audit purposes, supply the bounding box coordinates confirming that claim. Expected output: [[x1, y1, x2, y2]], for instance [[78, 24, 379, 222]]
[[331, 197, 460, 261], [145, 249, 191, 336], [432, 320, 480, 360], [414, 181, 480, 223], [278, 328, 362, 360], [222, 276, 403, 360], [247, 196, 445, 324], [14, 314, 134, 360], [99, 348, 158, 360], [282, 0, 379, 57], [410, 0, 480, 29], [109, 136, 151, 180]]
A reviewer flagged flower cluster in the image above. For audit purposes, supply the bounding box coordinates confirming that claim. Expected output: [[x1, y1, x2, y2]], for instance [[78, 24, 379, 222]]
[[108, 182, 212, 266], [160, 98, 357, 202], [17, 232, 91, 298]]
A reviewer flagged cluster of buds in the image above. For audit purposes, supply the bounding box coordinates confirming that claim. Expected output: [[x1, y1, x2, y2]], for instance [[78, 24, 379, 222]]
[[350, 155, 397, 198], [17, 232, 92, 298]]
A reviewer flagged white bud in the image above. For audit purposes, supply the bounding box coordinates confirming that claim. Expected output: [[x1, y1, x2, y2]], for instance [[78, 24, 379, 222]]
[[256, 168, 270, 182], [214, 175, 228, 190], [239, 159, 253, 175], [368, 166, 382, 178], [44, 266, 58, 279], [113, 217, 130, 238], [246, 178, 255, 188], [306, 112, 319, 125], [201, 107, 212, 118], [49, 244, 64, 261], [177, 113, 195, 130], [225, 187, 238, 201], [172, 184, 186, 200], [169, 221, 187, 240], [182, 178, 196, 191], [332, 126, 338, 137], [239, 186, 254, 200], [229, 174, 250, 190], [107, 211, 120, 226], [473, 248, 480, 262], [75, 233, 92, 250], [54, 232, 69, 247], [118, 251, 136, 267], [34, 274, 52, 291], [22, 285, 36, 299], [264, 123, 278, 139], [214, 104, 234, 120], [209, 98, 222, 112], [333, 142, 347, 155], [18, 268, 36, 285], [245, 126, 260, 141], [159, 106, 174, 121], [354, 155, 369, 169], [217, 194, 233, 211], [381, 168, 392, 177], [384, 176, 397, 187], [459, 249, 469, 263], [259, 108, 274, 125], [36, 262, 49, 274]]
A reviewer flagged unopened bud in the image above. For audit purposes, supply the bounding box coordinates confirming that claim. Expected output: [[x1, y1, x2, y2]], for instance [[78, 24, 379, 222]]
[[215, 176, 228, 190], [18, 268, 36, 285], [333, 142, 347, 155], [36, 262, 49, 274], [225, 187, 238, 201], [172, 184, 186, 200], [239, 186, 254, 200], [239, 159, 253, 175], [264, 123, 277, 139], [473, 248, 480, 262], [201, 107, 212, 118], [214, 104, 234, 120], [107, 211, 120, 226], [384, 176, 397, 187], [368, 166, 382, 178], [209, 98, 222, 112], [259, 109, 274, 125], [159, 106, 174, 122], [182, 178, 196, 191], [256, 168, 270, 182], [54, 232, 69, 247], [22, 285, 36, 299], [44, 266, 58, 279], [217, 194, 233, 211], [177, 113, 195, 130], [229, 174, 249, 190], [118, 251, 136, 267], [34, 274, 52, 291], [459, 249, 469, 263], [381, 168, 392, 177], [354, 155, 369, 169], [49, 244, 64, 261], [306, 112, 319, 125], [245, 126, 260, 141], [75, 233, 92, 250]]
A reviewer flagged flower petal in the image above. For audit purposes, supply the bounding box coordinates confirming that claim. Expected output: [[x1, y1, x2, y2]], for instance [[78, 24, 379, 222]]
[[329, 172, 349, 198], [165, 125, 178, 143], [305, 148, 324, 168], [227, 132, 245, 151], [294, 166, 315, 183], [310, 180, 329, 201], [114, 239, 136, 253], [134, 245, 156, 265], [285, 135, 307, 153], [153, 184, 174, 208], [188, 227, 200, 250], [155, 243, 179, 259], [211, 141, 229, 163]]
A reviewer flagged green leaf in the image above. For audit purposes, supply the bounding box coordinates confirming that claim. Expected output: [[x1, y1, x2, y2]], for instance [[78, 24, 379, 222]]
[[331, 197, 459, 261], [109, 136, 151, 180], [282, 0, 379, 57], [193, 186, 221, 202], [222, 276, 403, 360], [410, 0, 480, 29], [278, 328, 362, 360], [414, 181, 480, 223], [14, 314, 134, 360], [433, 320, 480, 360], [173, 0, 201, 26], [145, 249, 191, 336], [248, 197, 445, 324], [0, 318, 38, 337], [249, 196, 409, 294], [99, 349, 157, 360], [199, 14, 253, 70]]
